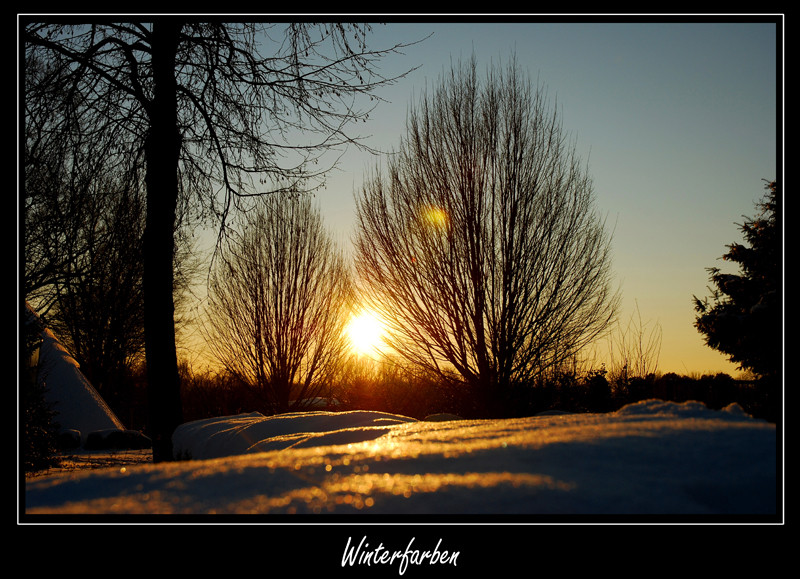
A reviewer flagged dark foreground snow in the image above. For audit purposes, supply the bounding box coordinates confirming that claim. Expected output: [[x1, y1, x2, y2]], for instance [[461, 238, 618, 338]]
[[24, 399, 778, 517]]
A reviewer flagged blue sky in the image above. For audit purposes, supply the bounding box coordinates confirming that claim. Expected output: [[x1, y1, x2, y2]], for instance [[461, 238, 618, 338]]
[[310, 19, 780, 376]]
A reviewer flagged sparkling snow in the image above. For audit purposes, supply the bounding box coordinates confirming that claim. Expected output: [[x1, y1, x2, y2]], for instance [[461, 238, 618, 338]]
[[24, 400, 778, 517]]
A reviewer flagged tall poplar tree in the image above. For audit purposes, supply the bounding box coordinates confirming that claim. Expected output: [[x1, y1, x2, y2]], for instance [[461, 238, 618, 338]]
[[354, 56, 619, 416]]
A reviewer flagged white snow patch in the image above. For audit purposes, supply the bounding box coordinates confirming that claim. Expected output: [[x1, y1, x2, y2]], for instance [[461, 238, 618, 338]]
[[172, 410, 416, 459], [25, 303, 126, 446]]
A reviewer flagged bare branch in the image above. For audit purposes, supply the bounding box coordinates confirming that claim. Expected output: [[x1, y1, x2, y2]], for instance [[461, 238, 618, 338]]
[[354, 54, 619, 415], [201, 196, 353, 413]]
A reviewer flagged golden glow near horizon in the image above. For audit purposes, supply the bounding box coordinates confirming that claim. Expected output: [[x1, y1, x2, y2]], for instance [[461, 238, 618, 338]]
[[346, 309, 386, 356]]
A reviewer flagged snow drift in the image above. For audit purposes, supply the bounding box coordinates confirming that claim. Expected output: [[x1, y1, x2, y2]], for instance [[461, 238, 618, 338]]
[[24, 399, 778, 517], [172, 410, 417, 459], [25, 303, 127, 446]]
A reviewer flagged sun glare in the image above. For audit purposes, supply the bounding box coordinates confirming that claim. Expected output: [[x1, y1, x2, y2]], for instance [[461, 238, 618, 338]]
[[346, 310, 385, 356]]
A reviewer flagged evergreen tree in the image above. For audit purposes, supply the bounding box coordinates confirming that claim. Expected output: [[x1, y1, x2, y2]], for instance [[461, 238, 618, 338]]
[[22, 310, 61, 473], [694, 180, 781, 380]]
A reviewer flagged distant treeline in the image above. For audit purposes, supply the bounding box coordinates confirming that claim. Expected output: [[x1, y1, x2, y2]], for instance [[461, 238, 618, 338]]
[[512, 370, 777, 423], [167, 363, 779, 426]]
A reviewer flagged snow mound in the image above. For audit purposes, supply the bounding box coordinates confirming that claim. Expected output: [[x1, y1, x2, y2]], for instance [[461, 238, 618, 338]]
[[613, 398, 758, 420], [172, 410, 417, 459], [25, 303, 128, 446]]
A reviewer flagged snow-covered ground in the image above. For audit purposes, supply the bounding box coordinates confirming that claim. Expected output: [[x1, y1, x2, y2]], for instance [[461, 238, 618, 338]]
[[23, 400, 779, 518]]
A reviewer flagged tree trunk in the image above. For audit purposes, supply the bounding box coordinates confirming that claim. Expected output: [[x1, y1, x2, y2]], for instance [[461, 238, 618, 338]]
[[143, 20, 183, 462]]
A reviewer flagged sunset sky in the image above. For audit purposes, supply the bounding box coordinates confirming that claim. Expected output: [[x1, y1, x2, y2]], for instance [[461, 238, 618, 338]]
[[302, 18, 780, 377]]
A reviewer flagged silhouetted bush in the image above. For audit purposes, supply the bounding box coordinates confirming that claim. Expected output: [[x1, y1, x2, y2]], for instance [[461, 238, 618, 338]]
[[697, 373, 737, 409], [731, 376, 779, 423], [585, 369, 614, 413], [179, 366, 271, 422], [22, 318, 61, 473], [337, 360, 459, 419]]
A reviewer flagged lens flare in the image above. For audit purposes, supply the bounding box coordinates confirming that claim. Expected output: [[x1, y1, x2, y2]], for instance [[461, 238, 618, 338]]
[[422, 205, 448, 228]]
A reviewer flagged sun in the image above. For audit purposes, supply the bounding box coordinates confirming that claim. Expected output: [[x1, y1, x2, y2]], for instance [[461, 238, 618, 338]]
[[346, 310, 386, 356]]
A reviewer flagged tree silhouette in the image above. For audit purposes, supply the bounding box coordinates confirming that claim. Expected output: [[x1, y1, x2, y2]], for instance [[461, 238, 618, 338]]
[[694, 180, 781, 380], [25, 52, 153, 424], [202, 196, 352, 414], [353, 55, 619, 417], [607, 300, 663, 385], [47, 184, 147, 410], [24, 20, 418, 460], [24, 49, 143, 311]]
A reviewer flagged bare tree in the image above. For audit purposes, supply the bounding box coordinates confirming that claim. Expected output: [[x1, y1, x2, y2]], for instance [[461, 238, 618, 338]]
[[24, 49, 201, 424], [24, 20, 418, 459], [48, 183, 147, 403], [202, 195, 352, 414], [25, 50, 148, 417], [607, 300, 663, 385], [24, 49, 142, 310], [353, 55, 619, 416]]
